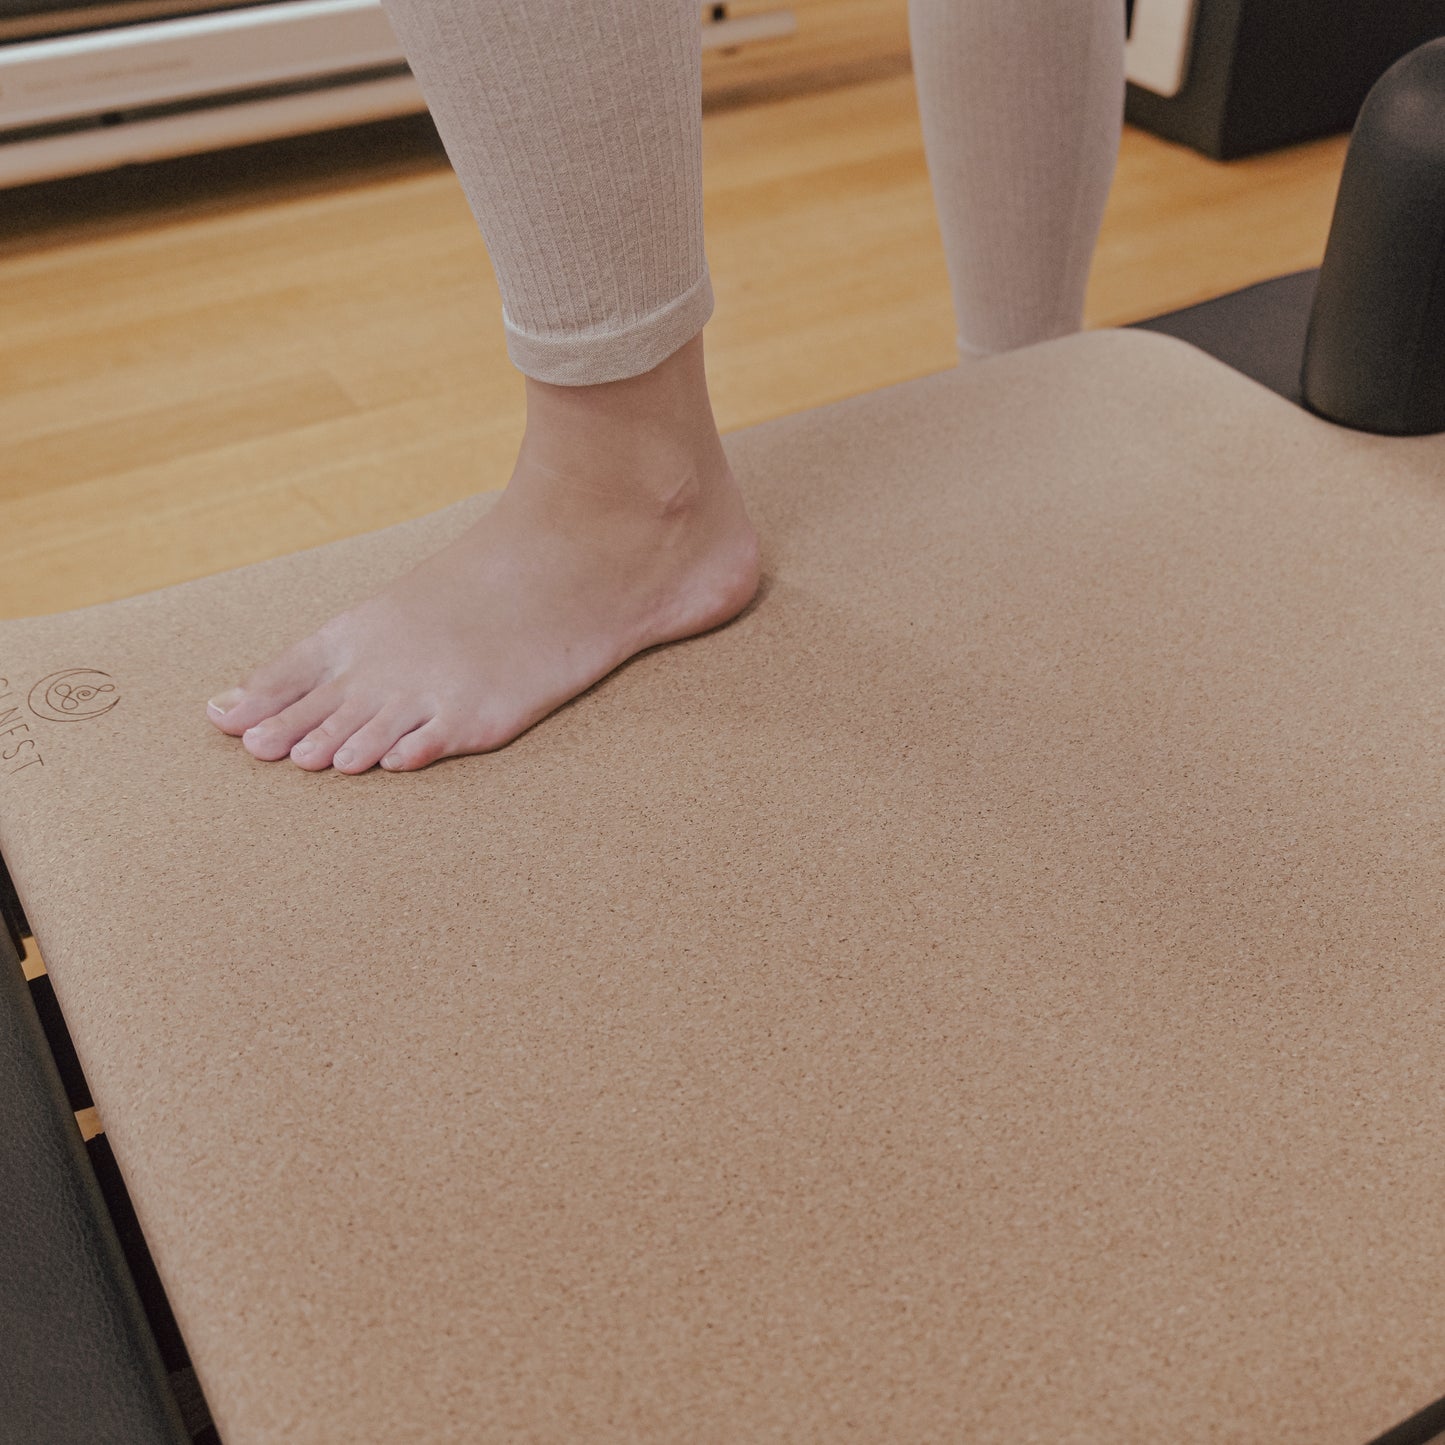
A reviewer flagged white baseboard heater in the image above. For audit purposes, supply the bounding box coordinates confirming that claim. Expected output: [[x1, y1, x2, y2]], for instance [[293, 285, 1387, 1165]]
[[0, 0, 797, 188]]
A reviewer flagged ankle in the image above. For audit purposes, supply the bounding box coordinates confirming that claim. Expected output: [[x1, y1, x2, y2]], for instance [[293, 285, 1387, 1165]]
[[518, 331, 723, 480], [502, 451, 746, 557]]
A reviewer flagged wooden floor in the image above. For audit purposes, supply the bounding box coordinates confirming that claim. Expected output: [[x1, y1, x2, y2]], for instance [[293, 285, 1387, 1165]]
[[0, 1, 1351, 627]]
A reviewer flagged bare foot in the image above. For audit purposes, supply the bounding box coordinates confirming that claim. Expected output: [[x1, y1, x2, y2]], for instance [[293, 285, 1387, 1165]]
[[205, 336, 760, 773]]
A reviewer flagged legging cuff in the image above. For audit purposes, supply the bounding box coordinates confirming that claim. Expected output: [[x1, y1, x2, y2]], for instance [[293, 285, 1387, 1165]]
[[502, 266, 714, 385]]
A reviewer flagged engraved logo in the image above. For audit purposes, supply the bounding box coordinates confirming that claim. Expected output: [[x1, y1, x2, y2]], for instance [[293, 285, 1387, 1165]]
[[28, 669, 120, 723], [0, 677, 43, 777]]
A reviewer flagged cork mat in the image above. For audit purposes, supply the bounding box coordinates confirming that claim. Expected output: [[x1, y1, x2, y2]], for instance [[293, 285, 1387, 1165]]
[[3, 330, 1444, 1444]]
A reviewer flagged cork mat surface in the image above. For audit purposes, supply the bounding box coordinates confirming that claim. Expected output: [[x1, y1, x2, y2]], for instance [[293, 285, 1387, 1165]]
[[2, 330, 1444, 1444]]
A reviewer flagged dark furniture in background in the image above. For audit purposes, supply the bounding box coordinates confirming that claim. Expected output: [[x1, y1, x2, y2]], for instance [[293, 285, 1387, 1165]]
[[1126, 0, 1445, 158]]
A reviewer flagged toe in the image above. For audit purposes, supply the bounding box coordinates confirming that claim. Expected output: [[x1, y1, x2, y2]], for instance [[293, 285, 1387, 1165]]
[[207, 643, 326, 736], [242, 686, 343, 762], [205, 687, 247, 728], [288, 704, 380, 771], [379, 719, 453, 772], [332, 706, 431, 775]]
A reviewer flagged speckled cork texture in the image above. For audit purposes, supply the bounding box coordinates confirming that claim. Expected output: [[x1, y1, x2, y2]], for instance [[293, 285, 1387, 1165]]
[[3, 330, 1445, 1444]]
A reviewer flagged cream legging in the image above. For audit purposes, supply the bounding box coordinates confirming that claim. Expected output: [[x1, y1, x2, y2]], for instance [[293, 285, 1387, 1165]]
[[378, 0, 1125, 385]]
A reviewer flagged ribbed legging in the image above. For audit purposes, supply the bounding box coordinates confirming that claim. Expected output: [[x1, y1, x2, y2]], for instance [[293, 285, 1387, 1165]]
[[378, 0, 1125, 385]]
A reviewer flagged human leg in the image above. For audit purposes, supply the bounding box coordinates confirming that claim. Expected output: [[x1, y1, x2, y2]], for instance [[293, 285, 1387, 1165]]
[[907, 0, 1126, 356], [206, 0, 759, 772]]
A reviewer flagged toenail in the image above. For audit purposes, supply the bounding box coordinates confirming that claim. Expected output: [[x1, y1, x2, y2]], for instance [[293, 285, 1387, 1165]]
[[380, 752, 402, 769], [334, 750, 354, 768], [208, 688, 244, 714], [292, 741, 317, 758]]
